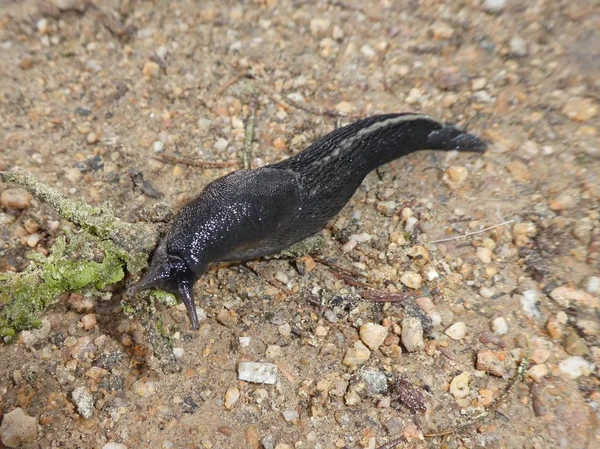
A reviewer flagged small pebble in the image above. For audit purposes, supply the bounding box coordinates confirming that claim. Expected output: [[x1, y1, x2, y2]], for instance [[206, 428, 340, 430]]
[[449, 372, 470, 399], [81, 313, 97, 331], [527, 364, 548, 382], [445, 322, 467, 340], [476, 247, 492, 264], [278, 323, 292, 337], [400, 271, 422, 289], [26, 233, 40, 248], [173, 347, 185, 358], [71, 386, 95, 419], [401, 317, 425, 352], [309, 18, 331, 36], [238, 362, 278, 384], [562, 97, 597, 122], [102, 444, 127, 449], [509, 36, 528, 57], [476, 349, 506, 377], [491, 317, 508, 335], [224, 386, 240, 409], [343, 341, 371, 368], [520, 289, 541, 318], [142, 61, 160, 79], [1, 188, 33, 210], [282, 409, 299, 423], [0, 407, 38, 447], [512, 222, 537, 247], [131, 378, 157, 397], [482, 0, 506, 13], [550, 286, 599, 309], [359, 323, 388, 351], [442, 166, 468, 190], [558, 356, 595, 379]]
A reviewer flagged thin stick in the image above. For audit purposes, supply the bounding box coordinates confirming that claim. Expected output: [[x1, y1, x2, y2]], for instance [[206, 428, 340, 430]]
[[427, 220, 515, 244], [244, 98, 257, 170], [152, 154, 238, 168], [215, 71, 247, 97], [360, 291, 411, 303]]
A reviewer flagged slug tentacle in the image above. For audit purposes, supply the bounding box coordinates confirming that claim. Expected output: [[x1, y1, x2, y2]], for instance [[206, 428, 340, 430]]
[[132, 113, 487, 329]]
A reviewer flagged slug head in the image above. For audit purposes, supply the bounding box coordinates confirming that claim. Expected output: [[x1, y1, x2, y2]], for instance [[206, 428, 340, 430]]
[[129, 242, 201, 330]]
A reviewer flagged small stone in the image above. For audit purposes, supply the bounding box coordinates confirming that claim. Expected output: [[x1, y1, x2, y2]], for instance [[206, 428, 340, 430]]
[[20, 55, 34, 70], [431, 22, 454, 40], [506, 160, 531, 182], [445, 322, 467, 340], [0, 407, 38, 447], [358, 368, 388, 395], [565, 330, 588, 356], [401, 317, 425, 352], [19, 319, 51, 349], [491, 317, 508, 335], [359, 323, 388, 351], [549, 192, 577, 211], [509, 36, 528, 57], [585, 276, 600, 294], [315, 325, 328, 337], [282, 409, 299, 423], [81, 313, 97, 331], [562, 97, 597, 122], [558, 356, 595, 379], [265, 344, 281, 359], [309, 18, 331, 36], [377, 201, 397, 216], [131, 378, 157, 397], [360, 44, 377, 59], [278, 323, 292, 337], [93, 440, 121, 449], [142, 61, 160, 79], [224, 386, 240, 409], [449, 372, 470, 399], [482, 0, 506, 13], [216, 308, 239, 327], [476, 247, 492, 264], [550, 286, 599, 309], [546, 311, 568, 340], [173, 347, 184, 358], [442, 166, 468, 189], [335, 101, 354, 114], [527, 364, 548, 382], [477, 349, 506, 376], [65, 167, 82, 184], [520, 289, 542, 318], [238, 362, 278, 384], [26, 233, 40, 248], [343, 341, 371, 368], [405, 216, 418, 232], [1, 188, 33, 210], [400, 271, 422, 289], [512, 222, 537, 246], [152, 141, 165, 153], [71, 386, 95, 419], [86, 132, 99, 144], [214, 137, 229, 151]]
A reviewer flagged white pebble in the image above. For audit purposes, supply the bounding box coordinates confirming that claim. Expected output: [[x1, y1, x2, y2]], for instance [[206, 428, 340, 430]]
[[405, 216, 418, 232], [482, 0, 506, 13], [445, 322, 467, 340], [224, 386, 240, 409], [520, 289, 541, 318], [239, 336, 251, 347], [359, 323, 388, 351], [586, 276, 600, 294], [173, 347, 184, 358], [152, 141, 165, 153], [476, 247, 492, 264], [401, 317, 425, 352], [238, 362, 278, 384], [558, 356, 595, 379], [213, 138, 229, 151], [491, 317, 508, 335], [449, 372, 470, 399], [102, 444, 128, 449]]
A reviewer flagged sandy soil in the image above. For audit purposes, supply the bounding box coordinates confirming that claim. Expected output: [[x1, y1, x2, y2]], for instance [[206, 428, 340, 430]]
[[0, 0, 599, 448]]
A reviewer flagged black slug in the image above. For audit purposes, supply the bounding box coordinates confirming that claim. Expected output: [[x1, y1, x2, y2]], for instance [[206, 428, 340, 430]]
[[131, 113, 487, 329]]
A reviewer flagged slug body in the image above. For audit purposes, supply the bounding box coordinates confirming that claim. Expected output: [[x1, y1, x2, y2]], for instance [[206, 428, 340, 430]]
[[132, 114, 487, 329]]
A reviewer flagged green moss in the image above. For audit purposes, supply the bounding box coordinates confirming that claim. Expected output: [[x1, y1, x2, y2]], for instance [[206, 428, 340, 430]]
[[0, 232, 131, 340]]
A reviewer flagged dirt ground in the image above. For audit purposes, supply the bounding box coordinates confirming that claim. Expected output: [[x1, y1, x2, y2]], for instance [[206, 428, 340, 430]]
[[0, 0, 599, 448]]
